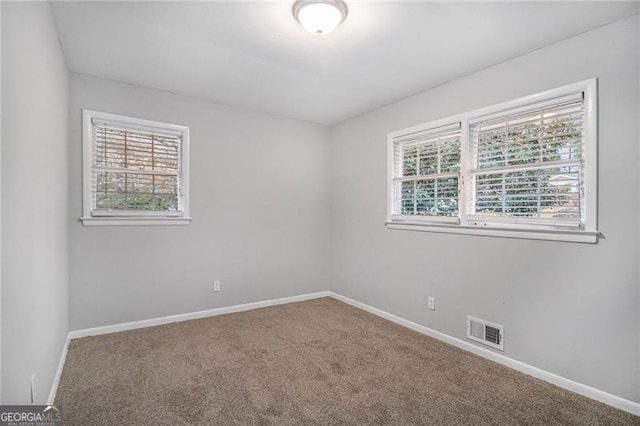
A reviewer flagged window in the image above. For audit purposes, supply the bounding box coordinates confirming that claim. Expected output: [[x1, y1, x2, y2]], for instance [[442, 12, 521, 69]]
[[82, 110, 190, 225], [391, 123, 461, 222], [387, 79, 598, 243], [468, 94, 584, 228]]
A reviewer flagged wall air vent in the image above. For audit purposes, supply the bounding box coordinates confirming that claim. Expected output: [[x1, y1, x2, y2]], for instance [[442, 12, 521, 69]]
[[467, 315, 504, 351]]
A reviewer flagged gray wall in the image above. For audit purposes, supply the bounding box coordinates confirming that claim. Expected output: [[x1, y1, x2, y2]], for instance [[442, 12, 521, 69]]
[[0, 1, 4, 403], [330, 15, 640, 403], [68, 73, 331, 330], [637, 14, 640, 400], [1, 0, 4, 404], [1, 2, 69, 404]]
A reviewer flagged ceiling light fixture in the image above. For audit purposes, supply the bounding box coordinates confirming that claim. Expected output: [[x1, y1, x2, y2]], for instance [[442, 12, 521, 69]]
[[292, 0, 348, 36]]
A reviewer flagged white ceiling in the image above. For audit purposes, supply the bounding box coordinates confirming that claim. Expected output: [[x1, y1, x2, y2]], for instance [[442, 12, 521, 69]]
[[50, 1, 639, 125]]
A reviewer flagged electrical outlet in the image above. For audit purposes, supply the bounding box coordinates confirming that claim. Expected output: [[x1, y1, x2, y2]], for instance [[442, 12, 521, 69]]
[[428, 296, 436, 310], [213, 280, 221, 292], [30, 374, 36, 404]]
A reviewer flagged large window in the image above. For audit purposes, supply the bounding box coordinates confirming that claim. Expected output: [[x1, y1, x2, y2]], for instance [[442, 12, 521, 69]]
[[387, 79, 598, 243], [82, 110, 190, 225]]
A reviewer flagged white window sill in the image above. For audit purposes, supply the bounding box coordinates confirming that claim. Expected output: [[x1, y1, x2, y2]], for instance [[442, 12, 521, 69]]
[[81, 217, 191, 226], [385, 221, 599, 243]]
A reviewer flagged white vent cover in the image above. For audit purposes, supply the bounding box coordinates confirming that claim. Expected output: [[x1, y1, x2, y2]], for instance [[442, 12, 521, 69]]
[[467, 315, 504, 351]]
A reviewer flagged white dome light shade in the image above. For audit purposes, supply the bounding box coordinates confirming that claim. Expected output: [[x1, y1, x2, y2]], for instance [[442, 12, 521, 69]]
[[293, 0, 348, 36]]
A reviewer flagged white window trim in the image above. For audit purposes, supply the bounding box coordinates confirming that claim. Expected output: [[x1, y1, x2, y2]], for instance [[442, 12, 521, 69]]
[[81, 110, 191, 226], [386, 78, 599, 243]]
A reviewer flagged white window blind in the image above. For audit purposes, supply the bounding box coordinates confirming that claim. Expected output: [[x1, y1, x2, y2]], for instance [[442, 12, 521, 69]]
[[92, 121, 182, 213], [468, 94, 584, 228], [82, 110, 190, 225], [391, 124, 461, 220]]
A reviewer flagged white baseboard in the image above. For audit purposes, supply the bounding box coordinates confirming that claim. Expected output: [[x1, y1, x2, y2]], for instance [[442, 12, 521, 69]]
[[47, 334, 70, 405], [68, 291, 330, 340], [328, 291, 640, 417]]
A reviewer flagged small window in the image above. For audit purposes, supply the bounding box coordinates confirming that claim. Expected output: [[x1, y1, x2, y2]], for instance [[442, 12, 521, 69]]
[[387, 79, 598, 243], [391, 123, 461, 223], [82, 110, 190, 226]]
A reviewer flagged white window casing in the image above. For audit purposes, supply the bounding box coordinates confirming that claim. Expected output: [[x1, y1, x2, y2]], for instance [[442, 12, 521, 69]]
[[81, 110, 191, 226], [387, 79, 599, 243]]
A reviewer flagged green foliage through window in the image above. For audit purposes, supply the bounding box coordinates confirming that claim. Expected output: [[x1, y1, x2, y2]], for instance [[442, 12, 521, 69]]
[[471, 100, 583, 220], [394, 128, 461, 217], [93, 125, 181, 212]]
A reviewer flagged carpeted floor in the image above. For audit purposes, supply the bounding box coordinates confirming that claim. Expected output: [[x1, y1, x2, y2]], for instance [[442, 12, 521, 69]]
[[56, 297, 639, 425]]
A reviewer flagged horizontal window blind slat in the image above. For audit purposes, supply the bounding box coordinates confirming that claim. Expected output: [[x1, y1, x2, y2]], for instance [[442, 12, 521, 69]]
[[468, 92, 583, 125], [95, 142, 179, 153], [93, 166, 178, 176], [92, 119, 184, 137], [471, 111, 583, 133], [91, 210, 183, 217], [393, 172, 459, 182], [393, 122, 461, 144], [95, 142, 178, 154], [470, 159, 581, 175]]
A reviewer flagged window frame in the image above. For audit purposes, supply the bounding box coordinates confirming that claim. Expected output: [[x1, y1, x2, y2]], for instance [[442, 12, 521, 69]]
[[81, 109, 191, 226], [386, 78, 599, 243], [389, 121, 463, 225]]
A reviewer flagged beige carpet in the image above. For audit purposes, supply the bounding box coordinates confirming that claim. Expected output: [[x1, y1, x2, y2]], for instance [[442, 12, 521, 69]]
[[56, 297, 639, 425]]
